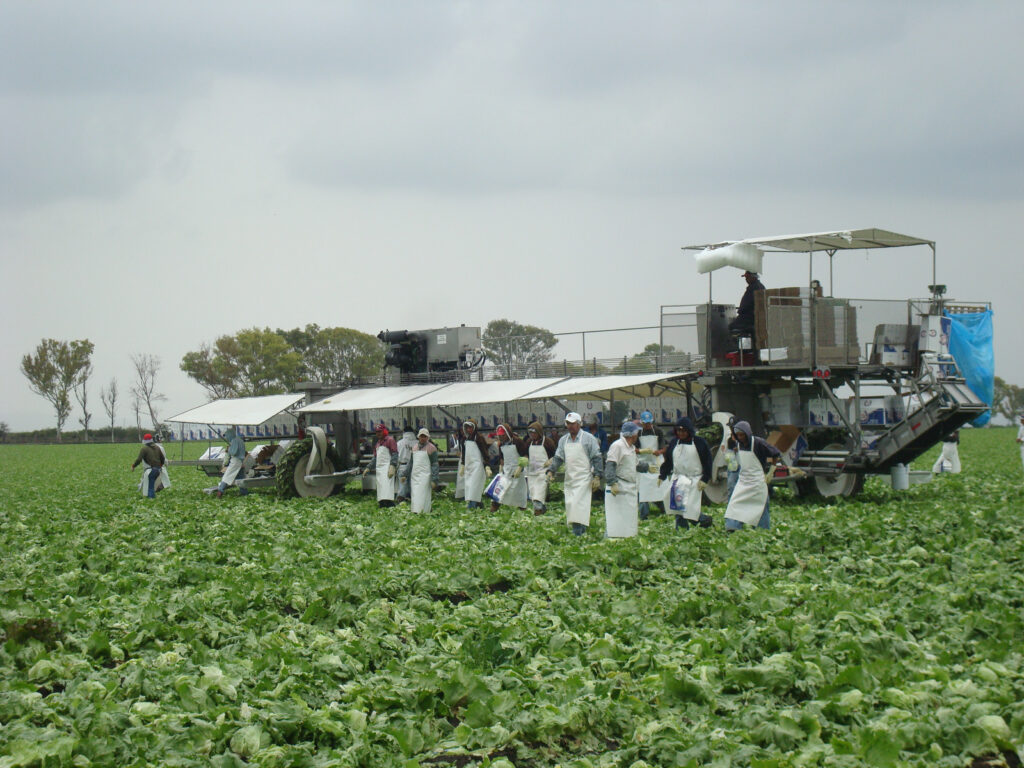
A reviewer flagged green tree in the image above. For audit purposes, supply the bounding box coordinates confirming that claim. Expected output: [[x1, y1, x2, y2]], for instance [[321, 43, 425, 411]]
[[277, 324, 384, 383], [181, 328, 302, 398], [482, 319, 558, 377], [20, 339, 94, 441], [992, 376, 1024, 422]]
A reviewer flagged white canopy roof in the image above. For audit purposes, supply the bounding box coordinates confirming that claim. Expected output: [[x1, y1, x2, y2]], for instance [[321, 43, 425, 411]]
[[528, 372, 689, 401], [683, 228, 934, 254], [400, 377, 570, 408], [166, 394, 305, 426], [298, 372, 690, 414], [299, 383, 449, 414]]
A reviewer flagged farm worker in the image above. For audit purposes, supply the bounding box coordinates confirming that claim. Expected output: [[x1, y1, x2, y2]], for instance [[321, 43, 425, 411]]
[[636, 410, 666, 519], [403, 428, 440, 513], [459, 419, 491, 509], [728, 270, 765, 338], [525, 421, 556, 515], [547, 412, 604, 536], [584, 419, 610, 457], [363, 423, 398, 508], [215, 427, 249, 498], [490, 424, 529, 511], [450, 429, 465, 500], [724, 421, 780, 531], [604, 421, 655, 538], [725, 416, 741, 499], [932, 430, 962, 474], [129, 433, 165, 499], [152, 436, 171, 491], [1018, 416, 1024, 472], [395, 426, 418, 501], [659, 418, 713, 529]]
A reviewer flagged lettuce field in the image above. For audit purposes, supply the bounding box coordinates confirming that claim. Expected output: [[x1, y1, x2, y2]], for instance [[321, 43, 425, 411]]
[[2, 430, 1023, 767]]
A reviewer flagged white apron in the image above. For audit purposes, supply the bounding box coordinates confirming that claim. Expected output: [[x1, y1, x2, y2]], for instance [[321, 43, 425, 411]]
[[564, 441, 592, 527], [605, 446, 638, 538], [222, 456, 245, 486], [375, 446, 395, 502], [138, 466, 162, 496], [499, 444, 529, 508], [463, 440, 486, 503], [932, 442, 961, 474], [526, 444, 549, 505], [664, 442, 704, 521], [410, 450, 432, 513], [725, 449, 769, 526], [636, 433, 662, 503]]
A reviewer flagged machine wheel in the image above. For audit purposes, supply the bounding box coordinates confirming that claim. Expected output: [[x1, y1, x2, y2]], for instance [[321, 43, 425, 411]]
[[809, 444, 864, 498], [702, 446, 731, 505], [276, 437, 343, 498]]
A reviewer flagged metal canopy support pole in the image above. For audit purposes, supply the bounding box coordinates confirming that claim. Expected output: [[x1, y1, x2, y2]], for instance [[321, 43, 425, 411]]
[[685, 378, 694, 422], [931, 243, 936, 290], [828, 249, 836, 297], [548, 397, 573, 417], [581, 333, 586, 365], [853, 369, 862, 448], [809, 239, 816, 369]]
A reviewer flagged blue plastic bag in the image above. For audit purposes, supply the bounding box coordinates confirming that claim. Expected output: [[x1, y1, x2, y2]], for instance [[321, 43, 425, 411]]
[[945, 310, 994, 427]]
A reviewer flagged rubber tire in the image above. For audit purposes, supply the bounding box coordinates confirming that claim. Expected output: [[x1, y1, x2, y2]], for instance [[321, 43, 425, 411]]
[[813, 471, 864, 498], [276, 438, 343, 498]]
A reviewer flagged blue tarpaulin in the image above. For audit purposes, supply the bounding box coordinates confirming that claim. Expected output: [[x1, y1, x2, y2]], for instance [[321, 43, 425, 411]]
[[945, 310, 994, 427]]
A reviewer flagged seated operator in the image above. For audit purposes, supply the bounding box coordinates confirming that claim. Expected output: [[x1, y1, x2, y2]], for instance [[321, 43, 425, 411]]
[[727, 270, 765, 338]]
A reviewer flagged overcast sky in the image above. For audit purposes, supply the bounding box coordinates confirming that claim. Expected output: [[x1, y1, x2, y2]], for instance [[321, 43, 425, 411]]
[[2, 1, 1021, 431]]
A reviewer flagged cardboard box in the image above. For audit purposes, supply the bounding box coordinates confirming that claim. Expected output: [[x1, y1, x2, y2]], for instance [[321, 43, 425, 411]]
[[807, 397, 844, 426], [767, 425, 806, 465]]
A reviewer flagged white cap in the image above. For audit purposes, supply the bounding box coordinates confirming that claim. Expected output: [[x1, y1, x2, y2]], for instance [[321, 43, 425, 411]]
[[417, 427, 430, 437], [564, 412, 582, 424]]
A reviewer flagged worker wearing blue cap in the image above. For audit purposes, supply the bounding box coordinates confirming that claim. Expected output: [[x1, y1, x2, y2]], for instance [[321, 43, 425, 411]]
[[635, 410, 665, 519], [603, 421, 657, 538]]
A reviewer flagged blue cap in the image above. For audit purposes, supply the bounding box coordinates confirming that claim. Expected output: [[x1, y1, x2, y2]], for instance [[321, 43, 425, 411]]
[[640, 410, 654, 423], [620, 421, 642, 437]]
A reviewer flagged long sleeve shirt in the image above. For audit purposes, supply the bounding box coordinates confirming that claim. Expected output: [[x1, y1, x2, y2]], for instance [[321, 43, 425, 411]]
[[549, 430, 604, 476], [132, 443, 164, 469]]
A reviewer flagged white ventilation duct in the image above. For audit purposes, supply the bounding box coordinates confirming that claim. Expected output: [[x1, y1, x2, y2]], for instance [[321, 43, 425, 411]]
[[694, 242, 764, 275]]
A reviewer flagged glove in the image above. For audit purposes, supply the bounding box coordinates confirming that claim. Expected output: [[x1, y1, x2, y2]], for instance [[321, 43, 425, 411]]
[[546, 471, 555, 483], [387, 465, 396, 478], [486, 466, 493, 478], [513, 466, 523, 478], [698, 480, 707, 491], [517, 456, 529, 468], [648, 464, 659, 473], [590, 477, 601, 492], [362, 467, 370, 476], [458, 465, 465, 476], [637, 448, 654, 455], [543, 458, 552, 468], [431, 481, 438, 490], [610, 482, 620, 496]]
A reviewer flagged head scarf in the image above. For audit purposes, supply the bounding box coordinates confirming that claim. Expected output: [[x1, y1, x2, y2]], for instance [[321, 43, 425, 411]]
[[527, 421, 544, 441], [374, 423, 389, 438], [620, 421, 642, 438], [732, 420, 753, 450], [674, 417, 695, 444]]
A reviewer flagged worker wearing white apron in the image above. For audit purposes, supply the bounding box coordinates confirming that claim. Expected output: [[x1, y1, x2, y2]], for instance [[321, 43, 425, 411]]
[[659, 417, 713, 530], [490, 424, 529, 511], [932, 431, 962, 474], [396, 429, 417, 500], [525, 421, 556, 515], [215, 427, 250, 498], [547, 412, 604, 536], [130, 433, 165, 499], [403, 428, 440, 513], [604, 422, 655, 538], [636, 411, 665, 519], [459, 419, 491, 509], [362, 423, 398, 508], [1018, 417, 1024, 473], [452, 431, 465, 500], [724, 421, 780, 531]]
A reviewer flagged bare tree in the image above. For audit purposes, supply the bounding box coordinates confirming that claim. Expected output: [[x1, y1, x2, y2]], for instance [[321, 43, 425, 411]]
[[100, 377, 119, 443], [20, 338, 94, 442], [74, 359, 94, 441], [131, 393, 143, 441], [131, 353, 166, 434]]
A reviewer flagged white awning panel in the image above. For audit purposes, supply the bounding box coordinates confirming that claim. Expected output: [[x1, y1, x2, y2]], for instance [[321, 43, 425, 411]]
[[299, 383, 449, 414], [166, 394, 305, 426], [401, 377, 570, 408], [528, 372, 689, 401], [683, 228, 933, 254]]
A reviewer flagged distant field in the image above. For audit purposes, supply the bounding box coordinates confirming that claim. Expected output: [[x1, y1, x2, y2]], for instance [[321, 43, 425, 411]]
[[1, 430, 1022, 767]]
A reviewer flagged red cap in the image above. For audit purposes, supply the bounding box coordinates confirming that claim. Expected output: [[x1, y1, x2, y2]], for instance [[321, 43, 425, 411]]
[[143, 433, 152, 440]]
